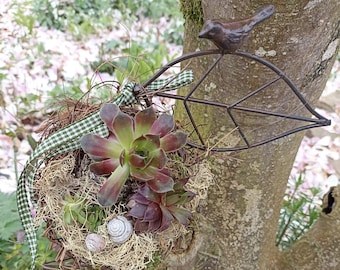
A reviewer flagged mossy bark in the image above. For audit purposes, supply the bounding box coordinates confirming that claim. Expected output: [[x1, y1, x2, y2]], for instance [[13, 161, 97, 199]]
[[169, 0, 339, 269]]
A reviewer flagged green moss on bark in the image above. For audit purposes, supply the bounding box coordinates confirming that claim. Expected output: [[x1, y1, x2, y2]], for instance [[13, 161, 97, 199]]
[[179, 0, 204, 27]]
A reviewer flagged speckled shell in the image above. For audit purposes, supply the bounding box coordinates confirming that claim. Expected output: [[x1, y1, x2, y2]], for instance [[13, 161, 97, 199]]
[[107, 216, 133, 244], [85, 233, 106, 252]]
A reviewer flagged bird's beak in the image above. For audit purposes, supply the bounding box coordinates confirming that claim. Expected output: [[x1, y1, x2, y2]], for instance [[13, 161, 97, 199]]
[[198, 20, 211, 38], [198, 29, 208, 38]]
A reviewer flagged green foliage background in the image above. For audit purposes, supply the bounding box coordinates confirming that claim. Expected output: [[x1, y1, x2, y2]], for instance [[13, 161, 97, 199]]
[[0, 193, 56, 269]]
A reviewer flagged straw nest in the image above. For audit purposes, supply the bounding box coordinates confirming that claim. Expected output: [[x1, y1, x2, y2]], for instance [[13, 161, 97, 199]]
[[33, 102, 214, 269]]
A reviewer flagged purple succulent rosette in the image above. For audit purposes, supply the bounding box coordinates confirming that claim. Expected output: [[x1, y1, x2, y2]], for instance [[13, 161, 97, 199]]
[[127, 177, 195, 232], [80, 104, 188, 206]]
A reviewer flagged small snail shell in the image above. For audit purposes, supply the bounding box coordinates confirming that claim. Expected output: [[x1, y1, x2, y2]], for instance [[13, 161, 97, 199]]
[[107, 216, 133, 244], [85, 233, 106, 252]]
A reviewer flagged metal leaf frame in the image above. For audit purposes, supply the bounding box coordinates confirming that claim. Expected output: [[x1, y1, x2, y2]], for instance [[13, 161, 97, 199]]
[[135, 49, 331, 152]]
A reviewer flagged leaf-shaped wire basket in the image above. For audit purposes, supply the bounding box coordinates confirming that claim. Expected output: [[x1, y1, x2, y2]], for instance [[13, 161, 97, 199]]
[[136, 49, 330, 152]]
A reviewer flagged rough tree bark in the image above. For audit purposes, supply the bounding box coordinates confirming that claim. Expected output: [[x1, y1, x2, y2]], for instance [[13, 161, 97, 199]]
[[166, 1, 339, 269]]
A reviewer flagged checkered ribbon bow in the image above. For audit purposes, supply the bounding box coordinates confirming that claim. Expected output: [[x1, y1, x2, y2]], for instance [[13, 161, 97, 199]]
[[17, 70, 193, 269]]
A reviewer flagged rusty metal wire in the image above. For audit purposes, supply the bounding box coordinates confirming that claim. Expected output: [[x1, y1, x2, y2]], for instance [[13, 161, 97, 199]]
[[136, 49, 330, 152]]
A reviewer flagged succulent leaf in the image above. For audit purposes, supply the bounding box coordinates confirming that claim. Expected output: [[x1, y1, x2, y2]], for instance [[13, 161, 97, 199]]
[[166, 191, 195, 205], [144, 134, 161, 148], [130, 193, 150, 205], [128, 203, 148, 219], [130, 167, 155, 181], [119, 149, 126, 166], [134, 106, 157, 138], [143, 202, 162, 222], [148, 148, 167, 169], [174, 177, 190, 190], [137, 184, 160, 203], [80, 134, 123, 159], [134, 219, 152, 232], [100, 103, 120, 132], [132, 134, 160, 152], [146, 218, 162, 232], [165, 193, 183, 206], [147, 169, 174, 193], [90, 159, 120, 175], [168, 206, 192, 226], [160, 131, 187, 152], [150, 114, 175, 137], [159, 205, 175, 231], [129, 153, 147, 168], [97, 164, 130, 206], [111, 111, 134, 149]]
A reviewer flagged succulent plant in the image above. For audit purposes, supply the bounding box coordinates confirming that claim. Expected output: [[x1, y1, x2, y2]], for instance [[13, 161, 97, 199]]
[[127, 177, 195, 232], [62, 192, 105, 232], [80, 104, 187, 206]]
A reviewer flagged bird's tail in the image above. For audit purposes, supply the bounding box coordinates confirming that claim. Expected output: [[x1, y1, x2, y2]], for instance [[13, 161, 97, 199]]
[[251, 4, 275, 27]]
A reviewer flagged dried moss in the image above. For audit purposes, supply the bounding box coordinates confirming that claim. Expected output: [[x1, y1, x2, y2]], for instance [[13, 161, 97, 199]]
[[34, 154, 214, 269]]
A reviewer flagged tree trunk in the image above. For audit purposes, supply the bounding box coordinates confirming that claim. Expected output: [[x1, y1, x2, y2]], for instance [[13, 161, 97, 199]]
[[167, 1, 339, 269]]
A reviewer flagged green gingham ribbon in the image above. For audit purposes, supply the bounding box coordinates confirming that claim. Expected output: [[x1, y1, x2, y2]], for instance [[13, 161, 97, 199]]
[[17, 69, 193, 269]]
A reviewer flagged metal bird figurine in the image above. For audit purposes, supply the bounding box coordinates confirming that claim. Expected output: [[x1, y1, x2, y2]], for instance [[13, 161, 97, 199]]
[[199, 4, 275, 53]]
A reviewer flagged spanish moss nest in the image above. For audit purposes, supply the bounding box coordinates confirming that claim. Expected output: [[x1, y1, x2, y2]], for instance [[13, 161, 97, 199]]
[[33, 99, 214, 269]]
